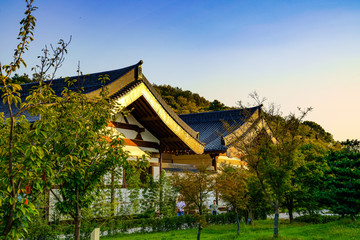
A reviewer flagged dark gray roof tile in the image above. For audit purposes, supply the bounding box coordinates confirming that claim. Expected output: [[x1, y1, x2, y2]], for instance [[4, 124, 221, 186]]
[[180, 107, 261, 152]]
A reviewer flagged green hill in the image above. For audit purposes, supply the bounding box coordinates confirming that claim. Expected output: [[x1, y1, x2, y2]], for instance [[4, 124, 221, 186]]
[[153, 84, 232, 114]]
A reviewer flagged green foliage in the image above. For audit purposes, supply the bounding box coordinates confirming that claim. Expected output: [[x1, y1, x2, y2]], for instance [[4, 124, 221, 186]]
[[33, 77, 130, 239], [216, 165, 249, 234], [216, 165, 249, 210], [25, 212, 237, 239], [321, 149, 360, 219], [293, 214, 339, 224], [102, 212, 236, 235], [141, 170, 177, 218], [0, 1, 46, 238], [9, 73, 33, 84], [208, 99, 227, 111], [170, 164, 214, 239], [293, 141, 329, 213], [171, 165, 214, 216], [246, 174, 271, 221], [153, 84, 231, 114], [236, 94, 314, 237], [303, 120, 334, 143], [341, 139, 360, 153], [26, 212, 63, 240]]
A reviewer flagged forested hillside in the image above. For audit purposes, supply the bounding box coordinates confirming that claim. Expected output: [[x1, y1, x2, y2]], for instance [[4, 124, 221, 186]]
[[153, 84, 232, 114]]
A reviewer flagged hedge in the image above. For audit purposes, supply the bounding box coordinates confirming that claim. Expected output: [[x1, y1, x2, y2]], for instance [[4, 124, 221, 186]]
[[27, 212, 238, 239]]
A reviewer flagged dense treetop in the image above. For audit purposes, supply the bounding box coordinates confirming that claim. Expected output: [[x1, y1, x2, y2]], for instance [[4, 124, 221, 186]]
[[153, 84, 233, 114]]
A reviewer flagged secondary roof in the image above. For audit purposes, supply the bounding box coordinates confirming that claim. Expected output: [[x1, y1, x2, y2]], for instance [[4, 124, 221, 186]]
[[179, 106, 262, 152]]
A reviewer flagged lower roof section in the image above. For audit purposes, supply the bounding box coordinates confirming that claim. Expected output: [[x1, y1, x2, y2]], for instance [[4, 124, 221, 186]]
[[180, 106, 262, 152]]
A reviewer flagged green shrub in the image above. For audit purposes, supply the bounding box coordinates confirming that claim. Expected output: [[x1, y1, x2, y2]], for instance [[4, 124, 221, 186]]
[[293, 214, 339, 224], [95, 212, 236, 236], [26, 212, 237, 239]]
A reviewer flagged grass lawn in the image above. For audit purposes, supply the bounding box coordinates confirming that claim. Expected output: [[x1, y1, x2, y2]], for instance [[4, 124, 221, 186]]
[[102, 218, 360, 240]]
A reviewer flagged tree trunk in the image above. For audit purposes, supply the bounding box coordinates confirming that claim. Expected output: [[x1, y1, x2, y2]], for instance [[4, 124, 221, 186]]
[[2, 112, 15, 237], [249, 207, 254, 225], [74, 208, 82, 240], [288, 205, 293, 223], [285, 195, 294, 223], [235, 209, 240, 235], [274, 204, 279, 238], [197, 224, 202, 240], [74, 188, 82, 240], [197, 203, 203, 240], [2, 203, 15, 237]]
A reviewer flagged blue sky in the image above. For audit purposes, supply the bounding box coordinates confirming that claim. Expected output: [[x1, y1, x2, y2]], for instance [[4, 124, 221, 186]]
[[1, 0, 359, 141]]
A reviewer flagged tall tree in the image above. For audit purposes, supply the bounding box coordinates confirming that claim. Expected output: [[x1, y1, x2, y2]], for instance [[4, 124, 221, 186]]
[[38, 77, 129, 240], [215, 165, 249, 235], [234, 92, 312, 237], [321, 145, 360, 220], [0, 1, 44, 238], [171, 164, 214, 240]]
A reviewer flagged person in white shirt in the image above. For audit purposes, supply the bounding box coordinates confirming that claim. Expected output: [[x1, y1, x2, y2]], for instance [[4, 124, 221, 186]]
[[176, 196, 186, 216]]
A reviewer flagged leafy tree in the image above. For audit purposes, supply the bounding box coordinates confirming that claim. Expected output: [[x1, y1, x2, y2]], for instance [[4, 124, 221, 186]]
[[215, 165, 249, 235], [9, 73, 33, 84], [289, 141, 328, 215], [303, 120, 334, 143], [244, 173, 271, 223], [1, 2, 126, 239], [321, 148, 360, 220], [0, 1, 46, 239], [341, 139, 360, 153], [234, 92, 312, 237], [171, 164, 214, 240], [281, 121, 340, 220], [209, 99, 227, 111], [35, 77, 129, 240]]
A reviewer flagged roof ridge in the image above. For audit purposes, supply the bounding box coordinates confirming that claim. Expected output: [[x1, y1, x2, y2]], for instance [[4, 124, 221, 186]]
[[179, 105, 261, 117], [19, 61, 141, 87]]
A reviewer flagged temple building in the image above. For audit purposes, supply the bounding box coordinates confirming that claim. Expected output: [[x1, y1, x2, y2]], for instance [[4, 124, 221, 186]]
[[1, 60, 275, 176], [1, 60, 274, 218]]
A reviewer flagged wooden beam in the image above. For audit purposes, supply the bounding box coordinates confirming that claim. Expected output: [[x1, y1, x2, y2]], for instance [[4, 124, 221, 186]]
[[149, 152, 160, 158], [123, 138, 160, 149], [161, 136, 180, 142], [159, 149, 163, 175], [138, 116, 159, 122], [108, 121, 145, 133], [149, 162, 160, 167]]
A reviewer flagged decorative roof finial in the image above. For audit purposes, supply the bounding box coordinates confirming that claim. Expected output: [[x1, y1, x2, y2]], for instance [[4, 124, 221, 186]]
[[137, 60, 143, 80]]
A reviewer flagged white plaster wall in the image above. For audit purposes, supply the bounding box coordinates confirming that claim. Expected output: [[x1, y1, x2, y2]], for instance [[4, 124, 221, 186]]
[[153, 166, 160, 181]]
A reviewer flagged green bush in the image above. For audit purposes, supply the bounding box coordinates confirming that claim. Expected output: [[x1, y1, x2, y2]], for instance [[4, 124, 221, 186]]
[[94, 212, 236, 236], [293, 214, 339, 224], [26, 212, 237, 239]]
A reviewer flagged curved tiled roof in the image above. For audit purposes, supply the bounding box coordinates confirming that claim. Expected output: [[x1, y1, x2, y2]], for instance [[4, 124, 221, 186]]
[[0, 61, 204, 152], [0, 63, 139, 121], [179, 106, 261, 152]]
